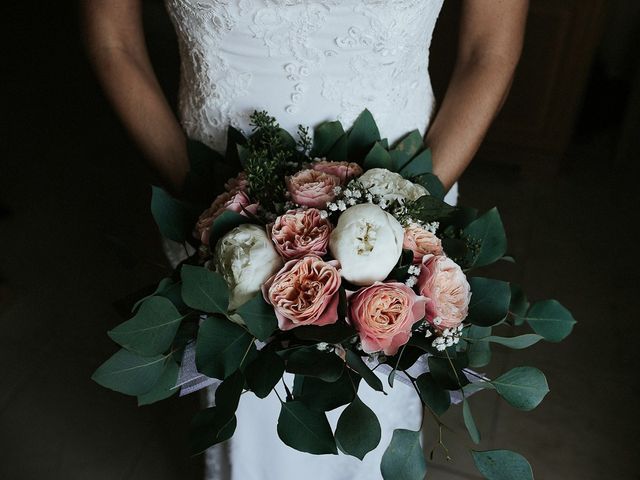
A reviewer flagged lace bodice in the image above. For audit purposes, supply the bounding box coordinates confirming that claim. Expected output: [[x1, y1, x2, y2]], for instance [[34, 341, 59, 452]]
[[165, 0, 445, 152]]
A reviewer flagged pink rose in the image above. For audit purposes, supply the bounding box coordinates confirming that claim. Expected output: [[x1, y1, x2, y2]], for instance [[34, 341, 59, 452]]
[[348, 282, 427, 355], [417, 254, 471, 331], [286, 169, 341, 209], [403, 224, 444, 264], [262, 255, 341, 331], [195, 190, 259, 245], [312, 160, 363, 184], [271, 209, 333, 260]]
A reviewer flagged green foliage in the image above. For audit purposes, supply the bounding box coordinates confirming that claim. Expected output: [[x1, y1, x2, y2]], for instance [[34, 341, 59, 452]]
[[208, 209, 254, 251], [326, 134, 349, 162], [190, 407, 237, 455], [483, 334, 544, 349], [286, 348, 344, 382], [463, 398, 481, 444], [294, 370, 361, 412], [523, 300, 576, 342], [108, 296, 183, 357], [415, 373, 451, 416], [398, 148, 433, 179], [471, 450, 534, 480], [465, 325, 492, 368], [335, 396, 381, 460], [413, 173, 445, 200], [464, 208, 508, 268], [181, 265, 229, 314], [428, 356, 470, 391], [310, 121, 345, 157], [245, 348, 285, 399], [380, 429, 426, 480], [137, 358, 179, 406], [490, 366, 549, 411], [195, 316, 255, 380], [292, 321, 356, 344], [236, 295, 278, 341], [404, 195, 457, 224], [92, 349, 168, 396], [467, 277, 511, 327], [150, 186, 201, 243], [363, 142, 393, 170], [345, 350, 384, 392], [509, 283, 529, 326], [347, 109, 381, 161], [277, 401, 338, 455], [389, 130, 424, 171]]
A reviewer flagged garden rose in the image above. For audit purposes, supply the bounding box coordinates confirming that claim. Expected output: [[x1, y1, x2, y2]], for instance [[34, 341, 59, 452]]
[[271, 208, 332, 260], [262, 255, 341, 331], [349, 282, 427, 355], [358, 168, 428, 204], [329, 203, 404, 286], [196, 191, 258, 245], [403, 224, 444, 264], [312, 160, 363, 183], [286, 169, 341, 208], [214, 224, 283, 311], [417, 254, 471, 330]]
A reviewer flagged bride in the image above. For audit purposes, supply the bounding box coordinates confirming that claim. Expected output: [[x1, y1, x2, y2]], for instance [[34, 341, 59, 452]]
[[82, 1, 528, 479]]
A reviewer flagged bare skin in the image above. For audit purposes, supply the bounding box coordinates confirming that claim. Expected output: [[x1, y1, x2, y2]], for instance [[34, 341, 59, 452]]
[[81, 0, 528, 194]]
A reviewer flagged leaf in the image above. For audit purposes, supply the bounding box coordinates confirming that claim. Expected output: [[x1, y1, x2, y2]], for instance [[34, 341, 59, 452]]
[[415, 373, 451, 416], [181, 265, 229, 314], [137, 358, 179, 406], [311, 121, 345, 157], [189, 407, 237, 455], [428, 356, 469, 391], [464, 208, 508, 268], [215, 369, 245, 418], [195, 316, 256, 380], [472, 450, 534, 480], [345, 350, 384, 392], [409, 194, 457, 223], [293, 321, 356, 344], [347, 109, 381, 160], [509, 283, 529, 326], [277, 401, 338, 455], [295, 369, 361, 412], [236, 295, 278, 341], [362, 141, 393, 170], [208, 209, 253, 251], [92, 349, 167, 396], [399, 148, 433, 179], [326, 134, 349, 162], [414, 173, 445, 200], [483, 334, 544, 349], [225, 125, 247, 168], [490, 366, 549, 411], [523, 300, 576, 342], [245, 348, 285, 399], [390, 130, 424, 171], [335, 396, 381, 460], [109, 297, 183, 356], [286, 348, 344, 382], [467, 277, 511, 327], [466, 325, 492, 368], [132, 278, 187, 314], [150, 186, 201, 243], [380, 429, 426, 480], [463, 399, 481, 444], [182, 139, 238, 205]]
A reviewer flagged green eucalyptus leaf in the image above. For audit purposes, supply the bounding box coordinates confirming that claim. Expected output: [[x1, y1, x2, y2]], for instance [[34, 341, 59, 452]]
[[345, 350, 384, 392], [509, 283, 529, 326], [189, 407, 237, 455], [181, 265, 229, 314], [390, 130, 424, 171], [408, 194, 457, 223], [415, 373, 451, 416], [137, 358, 179, 406], [414, 173, 445, 200], [483, 334, 544, 349], [326, 134, 349, 162], [463, 398, 481, 444], [109, 296, 183, 356], [398, 148, 433, 179], [225, 125, 247, 168], [277, 401, 338, 455], [92, 349, 167, 396], [491, 366, 549, 411], [150, 186, 201, 243], [467, 277, 511, 327], [336, 396, 381, 460], [464, 208, 508, 268], [236, 295, 278, 341], [293, 321, 356, 344], [472, 450, 534, 480], [245, 348, 285, 399], [215, 369, 245, 418], [295, 369, 361, 412], [132, 277, 174, 313], [466, 325, 492, 368], [347, 109, 381, 161], [286, 348, 344, 382], [523, 300, 576, 342], [363, 141, 393, 170], [428, 356, 469, 391], [380, 429, 426, 480], [311, 121, 345, 157], [195, 316, 256, 380]]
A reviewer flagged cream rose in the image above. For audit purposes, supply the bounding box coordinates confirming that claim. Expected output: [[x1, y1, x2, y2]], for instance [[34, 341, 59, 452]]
[[329, 203, 404, 286], [358, 168, 428, 204], [214, 224, 284, 311]]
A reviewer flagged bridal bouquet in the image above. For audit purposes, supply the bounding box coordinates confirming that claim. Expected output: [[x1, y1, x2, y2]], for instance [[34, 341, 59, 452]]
[[93, 110, 576, 479]]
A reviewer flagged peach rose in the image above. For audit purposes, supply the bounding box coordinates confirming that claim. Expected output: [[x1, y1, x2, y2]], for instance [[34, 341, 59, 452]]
[[195, 190, 259, 245], [312, 160, 363, 184], [348, 282, 427, 355], [417, 254, 471, 331], [262, 255, 341, 331], [286, 169, 341, 209], [271, 209, 333, 260], [403, 224, 444, 264]]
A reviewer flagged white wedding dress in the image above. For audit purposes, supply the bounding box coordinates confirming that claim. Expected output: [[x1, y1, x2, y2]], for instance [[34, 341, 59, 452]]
[[164, 1, 453, 479]]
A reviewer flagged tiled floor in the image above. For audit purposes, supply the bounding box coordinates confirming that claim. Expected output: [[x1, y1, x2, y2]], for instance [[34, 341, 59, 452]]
[[2, 3, 638, 480]]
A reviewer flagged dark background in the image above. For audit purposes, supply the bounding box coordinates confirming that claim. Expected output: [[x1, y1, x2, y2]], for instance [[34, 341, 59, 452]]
[[1, 1, 639, 479]]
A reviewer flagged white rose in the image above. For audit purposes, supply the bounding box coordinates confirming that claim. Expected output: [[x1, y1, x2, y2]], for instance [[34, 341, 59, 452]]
[[358, 168, 428, 203], [214, 224, 284, 311], [329, 203, 404, 286]]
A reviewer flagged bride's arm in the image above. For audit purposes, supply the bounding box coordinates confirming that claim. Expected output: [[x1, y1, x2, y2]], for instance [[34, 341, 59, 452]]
[[81, 0, 188, 194], [426, 0, 529, 190]]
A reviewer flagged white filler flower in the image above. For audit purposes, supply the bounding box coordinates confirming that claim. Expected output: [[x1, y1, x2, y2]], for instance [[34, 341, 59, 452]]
[[358, 168, 428, 203], [214, 224, 284, 311], [329, 203, 404, 286]]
